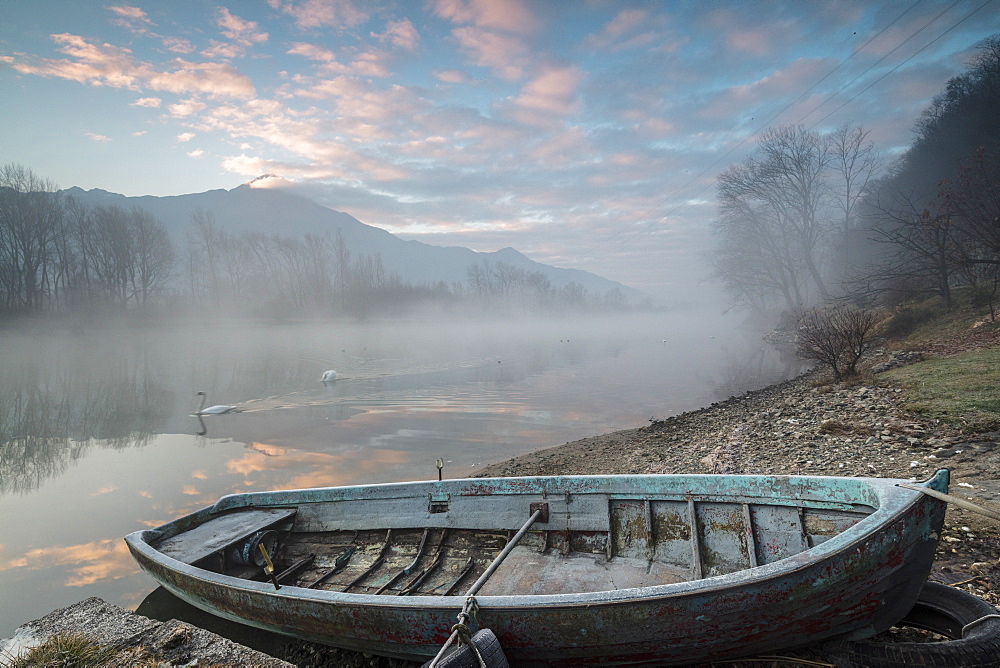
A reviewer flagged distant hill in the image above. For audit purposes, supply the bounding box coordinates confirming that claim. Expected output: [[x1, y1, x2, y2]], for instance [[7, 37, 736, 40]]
[[61, 184, 646, 302]]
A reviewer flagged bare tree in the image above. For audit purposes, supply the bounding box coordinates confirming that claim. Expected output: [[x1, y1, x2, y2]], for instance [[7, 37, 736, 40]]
[[89, 205, 134, 307], [129, 208, 175, 305], [797, 305, 881, 381], [758, 125, 833, 299], [829, 124, 881, 278], [0, 163, 63, 312], [333, 229, 351, 312], [187, 208, 223, 306], [714, 161, 807, 312]]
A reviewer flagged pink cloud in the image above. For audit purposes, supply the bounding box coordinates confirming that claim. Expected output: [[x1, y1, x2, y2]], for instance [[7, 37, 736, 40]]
[[148, 58, 256, 98], [697, 57, 832, 122], [726, 28, 781, 57], [107, 5, 152, 31], [432, 0, 539, 81], [107, 5, 151, 22], [700, 7, 800, 58], [160, 36, 195, 54], [507, 64, 582, 125], [86, 132, 111, 142], [131, 96, 161, 107], [288, 42, 335, 61], [217, 7, 268, 45], [372, 18, 420, 51], [9, 33, 255, 98], [434, 69, 469, 84], [267, 0, 368, 29], [452, 25, 528, 80], [348, 49, 390, 77], [432, 0, 538, 35], [202, 42, 243, 59], [587, 8, 660, 51], [529, 126, 592, 166], [605, 8, 647, 37], [168, 97, 207, 116]]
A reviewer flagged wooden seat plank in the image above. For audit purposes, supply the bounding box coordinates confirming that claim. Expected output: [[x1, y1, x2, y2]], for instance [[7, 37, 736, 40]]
[[154, 508, 296, 564]]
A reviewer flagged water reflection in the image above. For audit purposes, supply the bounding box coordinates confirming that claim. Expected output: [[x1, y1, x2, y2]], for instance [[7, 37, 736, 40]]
[[710, 344, 805, 404], [0, 538, 136, 589], [0, 355, 172, 495]]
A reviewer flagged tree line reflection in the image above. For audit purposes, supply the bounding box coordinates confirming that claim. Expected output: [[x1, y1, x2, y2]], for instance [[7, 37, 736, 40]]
[[0, 358, 172, 494]]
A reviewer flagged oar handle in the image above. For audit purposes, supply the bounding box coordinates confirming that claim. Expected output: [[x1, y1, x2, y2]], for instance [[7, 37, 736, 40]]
[[897, 483, 1000, 522]]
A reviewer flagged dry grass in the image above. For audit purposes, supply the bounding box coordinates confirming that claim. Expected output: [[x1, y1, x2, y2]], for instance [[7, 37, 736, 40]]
[[2, 632, 116, 668], [883, 347, 1000, 432]]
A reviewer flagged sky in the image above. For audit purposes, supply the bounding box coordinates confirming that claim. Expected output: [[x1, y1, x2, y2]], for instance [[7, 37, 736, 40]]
[[2, 1, 1000, 301]]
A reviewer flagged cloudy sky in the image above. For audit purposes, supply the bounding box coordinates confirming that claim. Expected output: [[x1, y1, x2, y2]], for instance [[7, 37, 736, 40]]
[[2, 1, 999, 300]]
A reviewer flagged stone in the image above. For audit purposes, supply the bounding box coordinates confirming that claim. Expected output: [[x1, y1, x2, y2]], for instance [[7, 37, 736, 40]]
[[0, 598, 292, 667]]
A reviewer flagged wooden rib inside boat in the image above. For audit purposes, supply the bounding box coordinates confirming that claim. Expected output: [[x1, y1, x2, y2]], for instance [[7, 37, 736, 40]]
[[168, 497, 873, 596]]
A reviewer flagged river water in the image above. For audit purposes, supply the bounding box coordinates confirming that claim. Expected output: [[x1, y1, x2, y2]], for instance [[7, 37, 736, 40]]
[[0, 312, 804, 640]]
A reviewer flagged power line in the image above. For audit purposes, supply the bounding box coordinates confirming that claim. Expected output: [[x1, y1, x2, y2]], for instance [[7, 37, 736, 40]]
[[586, 0, 928, 263], [808, 0, 996, 131], [797, 0, 965, 126], [585, 0, 991, 268]]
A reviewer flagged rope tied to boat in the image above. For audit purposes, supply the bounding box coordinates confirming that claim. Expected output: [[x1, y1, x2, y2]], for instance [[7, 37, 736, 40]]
[[429, 597, 486, 667], [428, 505, 544, 667]]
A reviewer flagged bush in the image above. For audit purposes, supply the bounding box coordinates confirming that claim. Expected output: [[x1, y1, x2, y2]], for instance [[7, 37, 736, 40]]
[[797, 305, 882, 382], [882, 305, 936, 338], [970, 283, 998, 320]]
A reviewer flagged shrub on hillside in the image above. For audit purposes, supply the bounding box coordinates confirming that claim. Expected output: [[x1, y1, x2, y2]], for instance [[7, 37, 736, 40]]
[[797, 306, 882, 382], [882, 305, 936, 338]]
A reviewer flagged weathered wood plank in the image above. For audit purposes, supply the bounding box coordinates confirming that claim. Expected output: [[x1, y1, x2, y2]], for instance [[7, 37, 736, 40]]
[[154, 508, 296, 565]]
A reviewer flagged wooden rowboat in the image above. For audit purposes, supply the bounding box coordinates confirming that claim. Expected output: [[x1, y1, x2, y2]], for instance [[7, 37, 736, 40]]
[[124, 470, 949, 665]]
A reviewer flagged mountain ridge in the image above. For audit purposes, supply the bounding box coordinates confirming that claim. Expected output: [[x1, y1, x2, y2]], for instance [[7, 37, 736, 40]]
[[61, 184, 647, 302]]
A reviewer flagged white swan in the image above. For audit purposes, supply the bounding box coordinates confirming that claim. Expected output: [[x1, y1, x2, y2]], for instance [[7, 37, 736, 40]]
[[320, 370, 338, 383], [194, 391, 238, 415]]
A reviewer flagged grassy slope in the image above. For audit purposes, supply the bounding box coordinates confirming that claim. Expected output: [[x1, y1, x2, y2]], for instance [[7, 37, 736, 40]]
[[884, 348, 1000, 432], [880, 294, 1000, 433]]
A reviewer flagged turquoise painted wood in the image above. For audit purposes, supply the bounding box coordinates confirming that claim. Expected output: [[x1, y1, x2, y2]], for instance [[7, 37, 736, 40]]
[[124, 470, 949, 665]]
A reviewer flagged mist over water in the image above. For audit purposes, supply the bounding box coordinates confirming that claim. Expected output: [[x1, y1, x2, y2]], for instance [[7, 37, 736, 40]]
[[0, 311, 805, 638]]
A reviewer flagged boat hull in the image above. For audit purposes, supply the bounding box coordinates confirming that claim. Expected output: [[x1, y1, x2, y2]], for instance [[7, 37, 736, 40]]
[[125, 472, 948, 665]]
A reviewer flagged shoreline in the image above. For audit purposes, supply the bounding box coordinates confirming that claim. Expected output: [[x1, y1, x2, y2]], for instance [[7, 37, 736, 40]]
[[475, 365, 967, 482]]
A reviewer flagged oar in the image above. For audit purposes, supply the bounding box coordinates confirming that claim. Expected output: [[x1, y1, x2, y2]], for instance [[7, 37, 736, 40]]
[[462, 503, 547, 597], [897, 483, 1000, 521]]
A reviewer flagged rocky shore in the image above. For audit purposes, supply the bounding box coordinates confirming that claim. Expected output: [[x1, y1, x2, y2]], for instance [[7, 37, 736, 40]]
[[477, 363, 996, 485]]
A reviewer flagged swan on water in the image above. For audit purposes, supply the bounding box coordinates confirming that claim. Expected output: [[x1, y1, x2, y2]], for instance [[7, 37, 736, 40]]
[[194, 391, 238, 415], [320, 370, 338, 383]]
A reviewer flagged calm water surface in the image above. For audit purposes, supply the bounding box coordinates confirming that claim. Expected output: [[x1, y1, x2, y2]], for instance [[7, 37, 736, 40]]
[[0, 313, 804, 639]]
